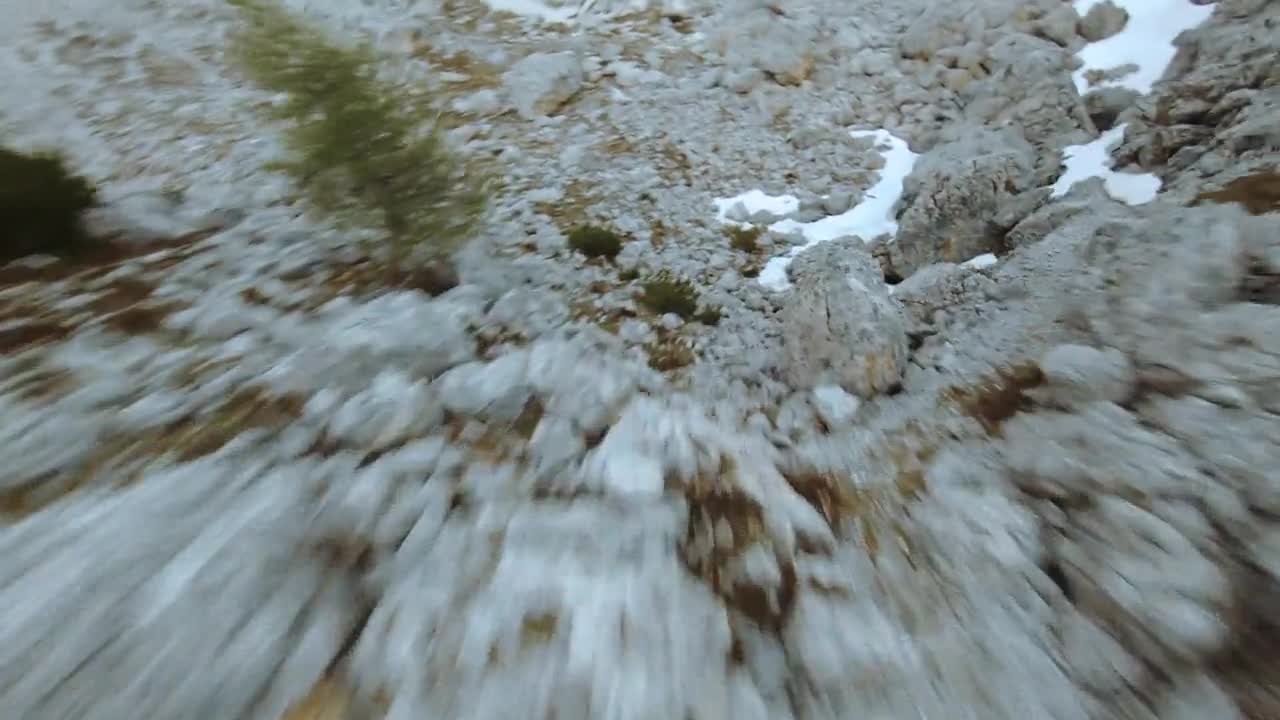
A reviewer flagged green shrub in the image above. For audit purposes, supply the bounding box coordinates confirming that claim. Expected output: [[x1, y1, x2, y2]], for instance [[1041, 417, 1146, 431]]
[[725, 225, 762, 254], [694, 305, 722, 326], [227, 0, 486, 264], [1, 147, 98, 262], [638, 270, 698, 319], [567, 224, 623, 260]]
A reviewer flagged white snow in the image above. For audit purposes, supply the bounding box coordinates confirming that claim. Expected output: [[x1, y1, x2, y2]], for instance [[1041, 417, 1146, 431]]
[[1051, 124, 1162, 205], [811, 385, 861, 426], [961, 253, 998, 269], [1071, 0, 1216, 95], [479, 0, 579, 23], [714, 189, 800, 225], [714, 130, 917, 292]]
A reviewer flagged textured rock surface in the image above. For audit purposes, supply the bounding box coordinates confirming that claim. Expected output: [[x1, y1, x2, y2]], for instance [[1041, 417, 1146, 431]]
[[779, 239, 908, 397], [503, 51, 584, 118], [1, 0, 1279, 718], [1078, 0, 1129, 42], [888, 125, 1036, 275]]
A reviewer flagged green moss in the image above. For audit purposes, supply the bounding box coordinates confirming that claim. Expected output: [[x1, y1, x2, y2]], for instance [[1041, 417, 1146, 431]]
[[725, 225, 763, 254], [228, 0, 487, 264], [1, 147, 98, 263], [639, 270, 698, 319], [567, 224, 623, 260]]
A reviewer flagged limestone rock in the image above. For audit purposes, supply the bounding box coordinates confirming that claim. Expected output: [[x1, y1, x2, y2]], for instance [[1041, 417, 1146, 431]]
[[887, 126, 1036, 277], [1038, 344, 1135, 407], [961, 33, 1096, 181], [779, 238, 908, 397], [892, 261, 996, 331], [1078, 0, 1129, 42], [712, 6, 819, 87], [503, 51, 584, 118], [1037, 4, 1079, 47]]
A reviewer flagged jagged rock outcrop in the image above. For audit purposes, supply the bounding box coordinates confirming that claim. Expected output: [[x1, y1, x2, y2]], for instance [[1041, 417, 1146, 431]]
[[887, 125, 1036, 276]]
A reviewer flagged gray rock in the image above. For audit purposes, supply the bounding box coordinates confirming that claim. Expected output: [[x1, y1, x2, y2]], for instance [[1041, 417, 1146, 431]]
[[451, 88, 503, 115], [1058, 496, 1232, 665], [1078, 0, 1129, 42], [1038, 344, 1136, 406], [82, 191, 217, 245], [787, 207, 827, 224], [712, 7, 818, 87], [485, 287, 571, 337], [887, 126, 1036, 277], [961, 33, 1095, 182], [780, 238, 908, 398], [899, 6, 970, 60], [1084, 86, 1140, 131], [503, 51, 584, 119], [893, 261, 996, 330], [1037, 4, 1079, 46], [721, 66, 767, 94], [822, 191, 855, 215]]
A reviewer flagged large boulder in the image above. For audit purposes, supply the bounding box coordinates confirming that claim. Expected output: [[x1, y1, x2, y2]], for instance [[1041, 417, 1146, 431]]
[[779, 238, 908, 398], [886, 126, 1036, 277]]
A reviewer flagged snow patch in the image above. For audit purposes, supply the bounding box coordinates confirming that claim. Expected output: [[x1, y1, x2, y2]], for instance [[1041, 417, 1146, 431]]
[[1071, 0, 1216, 95], [714, 130, 917, 292], [1051, 124, 1161, 205], [480, 0, 579, 22], [811, 385, 861, 427], [714, 189, 800, 225], [961, 253, 998, 270]]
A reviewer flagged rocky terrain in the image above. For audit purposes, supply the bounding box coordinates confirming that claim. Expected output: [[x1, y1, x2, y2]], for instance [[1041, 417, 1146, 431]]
[[0, 0, 1278, 718]]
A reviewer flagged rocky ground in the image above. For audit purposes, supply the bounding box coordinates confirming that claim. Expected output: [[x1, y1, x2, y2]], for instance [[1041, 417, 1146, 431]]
[[1, 0, 1278, 718]]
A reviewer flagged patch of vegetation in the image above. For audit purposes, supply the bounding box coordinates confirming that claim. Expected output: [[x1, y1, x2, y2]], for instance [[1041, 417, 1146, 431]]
[[227, 0, 487, 266], [519, 612, 559, 648], [618, 266, 640, 282], [694, 305, 723, 326], [725, 224, 763, 254], [566, 223, 623, 260], [647, 334, 696, 371], [638, 270, 699, 319], [649, 218, 669, 248], [1, 146, 99, 263], [945, 362, 1044, 435], [678, 456, 797, 631], [1193, 171, 1280, 215]]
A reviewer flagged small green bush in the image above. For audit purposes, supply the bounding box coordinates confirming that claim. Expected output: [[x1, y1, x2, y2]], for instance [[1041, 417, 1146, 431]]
[[1, 147, 98, 262], [567, 224, 623, 260], [618, 266, 640, 282], [694, 306, 723, 326], [725, 225, 762, 254], [227, 0, 486, 264], [639, 270, 698, 319]]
